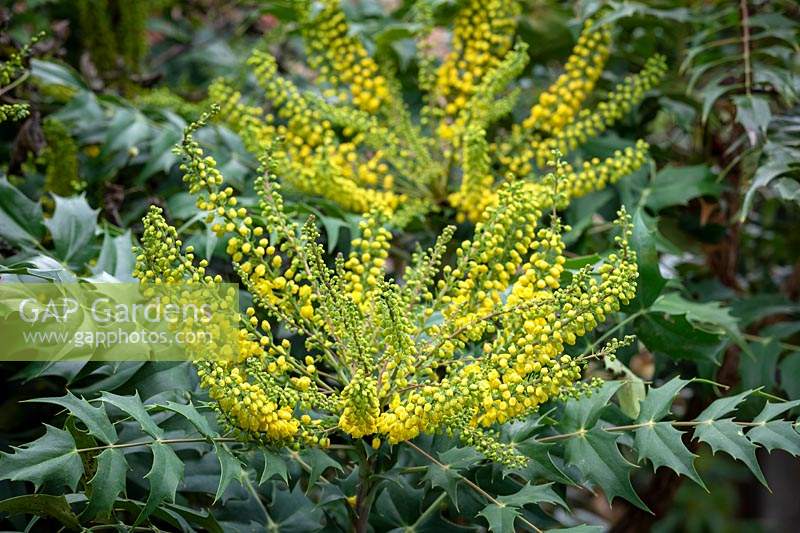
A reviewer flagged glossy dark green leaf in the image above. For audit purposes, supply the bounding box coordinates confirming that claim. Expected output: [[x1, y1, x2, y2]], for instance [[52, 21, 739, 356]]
[[300, 448, 343, 488], [740, 339, 780, 390], [498, 482, 567, 510], [779, 354, 800, 399], [635, 312, 726, 363], [637, 377, 692, 423], [29, 391, 117, 445], [630, 208, 666, 308], [136, 441, 185, 524], [0, 425, 83, 491], [564, 427, 649, 511], [478, 503, 520, 533], [694, 389, 753, 422], [44, 194, 100, 265], [645, 165, 721, 211], [161, 401, 218, 438], [0, 176, 46, 246], [635, 422, 704, 488], [747, 421, 800, 457], [560, 381, 623, 432], [100, 391, 163, 439], [694, 419, 767, 487], [213, 443, 242, 504], [92, 230, 135, 281], [260, 450, 288, 484], [753, 400, 800, 423], [84, 448, 128, 519], [422, 458, 463, 510], [0, 494, 81, 531]]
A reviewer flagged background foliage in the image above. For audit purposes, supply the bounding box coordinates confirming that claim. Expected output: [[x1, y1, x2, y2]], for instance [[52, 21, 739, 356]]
[[0, 0, 798, 531]]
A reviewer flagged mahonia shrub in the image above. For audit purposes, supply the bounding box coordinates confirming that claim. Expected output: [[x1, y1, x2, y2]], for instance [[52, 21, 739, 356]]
[[134, 110, 639, 466], [209, 0, 666, 222]]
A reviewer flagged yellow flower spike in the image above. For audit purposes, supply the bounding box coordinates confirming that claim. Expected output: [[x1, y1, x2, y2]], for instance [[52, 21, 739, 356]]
[[207, 2, 662, 226]]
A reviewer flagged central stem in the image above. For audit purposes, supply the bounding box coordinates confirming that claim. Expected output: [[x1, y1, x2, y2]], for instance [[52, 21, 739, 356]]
[[353, 449, 376, 533]]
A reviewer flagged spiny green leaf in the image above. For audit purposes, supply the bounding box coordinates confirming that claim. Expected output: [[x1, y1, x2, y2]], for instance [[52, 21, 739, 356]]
[[213, 443, 242, 504], [136, 441, 185, 524], [0, 176, 46, 246], [637, 377, 692, 423], [260, 450, 288, 484], [635, 312, 726, 363], [515, 440, 575, 486], [422, 459, 462, 510], [564, 427, 649, 512], [560, 381, 623, 432], [0, 425, 83, 491], [651, 293, 745, 350], [83, 448, 128, 519], [299, 448, 343, 488], [438, 446, 483, 470], [747, 421, 800, 457], [100, 391, 164, 439], [161, 401, 218, 438], [694, 390, 753, 422], [635, 422, 704, 488], [478, 503, 519, 533], [753, 400, 800, 423], [0, 494, 80, 531], [44, 194, 100, 265], [694, 419, 768, 487], [498, 482, 567, 510], [29, 391, 117, 444]]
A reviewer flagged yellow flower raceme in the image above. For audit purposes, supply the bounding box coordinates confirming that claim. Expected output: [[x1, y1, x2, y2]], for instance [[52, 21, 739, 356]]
[[522, 18, 611, 135], [300, 0, 391, 113], [433, 0, 520, 122], [207, 1, 665, 224]]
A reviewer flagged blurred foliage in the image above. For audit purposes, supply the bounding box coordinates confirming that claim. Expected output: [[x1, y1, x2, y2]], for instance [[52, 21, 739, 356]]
[[0, 0, 798, 532]]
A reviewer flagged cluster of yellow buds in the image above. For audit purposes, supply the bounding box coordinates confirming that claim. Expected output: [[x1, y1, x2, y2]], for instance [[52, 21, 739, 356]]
[[204, 1, 664, 225], [135, 109, 639, 465]]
